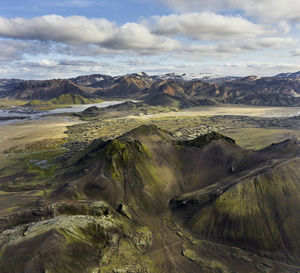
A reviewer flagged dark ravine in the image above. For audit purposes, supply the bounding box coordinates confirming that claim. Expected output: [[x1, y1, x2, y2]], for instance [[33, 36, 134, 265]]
[[1, 125, 300, 273]]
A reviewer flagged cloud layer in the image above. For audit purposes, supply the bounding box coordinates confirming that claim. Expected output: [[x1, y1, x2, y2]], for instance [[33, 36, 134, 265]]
[[0, 13, 288, 57], [151, 12, 267, 40], [0, 0, 299, 79], [0, 15, 180, 54], [157, 0, 300, 21]]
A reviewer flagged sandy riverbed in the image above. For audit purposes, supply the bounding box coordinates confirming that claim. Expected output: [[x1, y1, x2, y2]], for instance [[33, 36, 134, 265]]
[[126, 105, 300, 120], [0, 116, 81, 153]]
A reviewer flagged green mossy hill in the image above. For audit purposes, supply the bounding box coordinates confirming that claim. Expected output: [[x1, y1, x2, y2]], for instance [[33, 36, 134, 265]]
[[1, 124, 300, 272], [179, 131, 235, 148], [58, 127, 180, 213], [68, 137, 151, 169], [41, 125, 300, 270], [26, 94, 102, 106], [56, 125, 247, 214], [171, 141, 300, 264], [190, 160, 300, 262], [66, 126, 166, 170], [120, 124, 173, 140]]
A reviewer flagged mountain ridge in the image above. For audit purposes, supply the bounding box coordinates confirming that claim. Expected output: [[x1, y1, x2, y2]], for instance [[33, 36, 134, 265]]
[[1, 71, 300, 107]]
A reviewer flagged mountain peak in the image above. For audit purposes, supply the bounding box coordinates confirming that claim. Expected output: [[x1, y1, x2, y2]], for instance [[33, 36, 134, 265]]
[[120, 124, 173, 140], [275, 71, 300, 78], [179, 131, 236, 148]]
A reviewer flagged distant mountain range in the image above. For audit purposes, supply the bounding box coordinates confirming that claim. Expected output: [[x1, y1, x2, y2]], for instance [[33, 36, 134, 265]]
[[0, 79, 23, 93], [148, 72, 239, 83], [275, 71, 300, 78], [1, 71, 300, 107]]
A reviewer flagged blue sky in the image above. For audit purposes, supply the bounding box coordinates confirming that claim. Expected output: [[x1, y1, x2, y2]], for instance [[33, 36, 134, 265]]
[[0, 0, 168, 23], [0, 0, 299, 79]]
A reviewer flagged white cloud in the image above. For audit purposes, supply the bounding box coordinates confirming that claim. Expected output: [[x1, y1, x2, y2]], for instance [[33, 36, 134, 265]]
[[0, 15, 180, 55], [0, 40, 29, 62], [177, 37, 297, 60], [181, 44, 233, 59], [0, 40, 52, 62], [255, 37, 296, 49], [290, 48, 300, 56], [156, 0, 300, 21], [2, 59, 111, 79], [0, 15, 116, 43], [0, 14, 295, 59], [222, 37, 297, 51], [151, 12, 268, 40], [101, 22, 181, 53], [222, 62, 300, 76]]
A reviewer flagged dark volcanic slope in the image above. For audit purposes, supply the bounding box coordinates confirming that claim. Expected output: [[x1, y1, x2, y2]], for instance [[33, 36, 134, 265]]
[[7, 79, 92, 100], [95, 73, 153, 98], [1, 125, 300, 272], [220, 76, 300, 106], [69, 74, 114, 87], [145, 76, 300, 107], [0, 79, 24, 95], [143, 80, 218, 108]]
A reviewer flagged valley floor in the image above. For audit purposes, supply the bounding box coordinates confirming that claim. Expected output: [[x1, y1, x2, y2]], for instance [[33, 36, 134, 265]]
[[0, 106, 299, 207]]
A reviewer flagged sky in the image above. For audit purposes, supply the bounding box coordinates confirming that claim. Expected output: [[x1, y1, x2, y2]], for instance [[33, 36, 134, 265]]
[[0, 0, 300, 79]]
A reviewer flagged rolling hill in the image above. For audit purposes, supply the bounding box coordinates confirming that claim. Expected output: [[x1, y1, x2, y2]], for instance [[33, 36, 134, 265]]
[[25, 94, 102, 106]]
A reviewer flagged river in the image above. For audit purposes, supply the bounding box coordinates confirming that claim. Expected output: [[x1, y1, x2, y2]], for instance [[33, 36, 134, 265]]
[[0, 101, 124, 124], [1, 103, 300, 125]]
